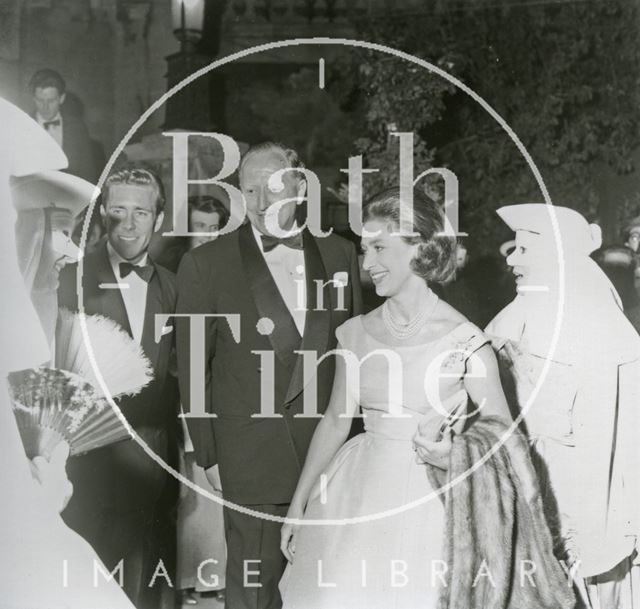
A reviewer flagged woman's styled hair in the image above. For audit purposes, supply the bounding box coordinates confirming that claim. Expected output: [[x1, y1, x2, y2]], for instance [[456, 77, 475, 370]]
[[363, 187, 457, 283], [188, 195, 230, 229]]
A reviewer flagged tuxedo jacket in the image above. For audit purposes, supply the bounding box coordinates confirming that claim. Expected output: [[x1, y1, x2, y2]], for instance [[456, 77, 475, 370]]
[[32, 111, 98, 181], [62, 114, 98, 182], [57, 242, 179, 516], [176, 223, 363, 505]]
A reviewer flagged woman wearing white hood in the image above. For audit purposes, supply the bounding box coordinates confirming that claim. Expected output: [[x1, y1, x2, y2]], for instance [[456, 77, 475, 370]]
[[0, 97, 134, 609], [12, 169, 96, 346], [486, 203, 639, 608]]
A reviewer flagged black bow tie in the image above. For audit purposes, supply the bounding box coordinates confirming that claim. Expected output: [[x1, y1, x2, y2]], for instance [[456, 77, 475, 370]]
[[260, 233, 304, 253], [119, 262, 154, 283], [43, 119, 61, 129]]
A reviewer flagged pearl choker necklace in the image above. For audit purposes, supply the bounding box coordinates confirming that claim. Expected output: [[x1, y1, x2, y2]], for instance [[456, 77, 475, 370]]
[[382, 290, 439, 340]]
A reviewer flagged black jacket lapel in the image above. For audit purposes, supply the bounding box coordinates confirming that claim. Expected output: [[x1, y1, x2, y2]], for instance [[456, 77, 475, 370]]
[[239, 223, 300, 371], [140, 263, 164, 368], [285, 231, 331, 404], [93, 244, 133, 337]]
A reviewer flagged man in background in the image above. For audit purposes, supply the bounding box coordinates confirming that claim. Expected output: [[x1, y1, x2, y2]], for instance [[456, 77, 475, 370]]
[[621, 216, 640, 297], [29, 68, 98, 182], [623, 216, 640, 254]]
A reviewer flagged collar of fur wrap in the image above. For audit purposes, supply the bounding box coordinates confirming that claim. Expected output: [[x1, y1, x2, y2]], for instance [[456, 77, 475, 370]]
[[427, 416, 575, 609]]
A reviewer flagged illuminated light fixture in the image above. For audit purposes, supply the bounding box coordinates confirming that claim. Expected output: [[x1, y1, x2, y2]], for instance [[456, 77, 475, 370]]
[[171, 0, 205, 49]]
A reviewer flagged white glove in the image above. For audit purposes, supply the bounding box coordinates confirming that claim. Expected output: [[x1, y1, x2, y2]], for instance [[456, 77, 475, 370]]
[[30, 441, 73, 513]]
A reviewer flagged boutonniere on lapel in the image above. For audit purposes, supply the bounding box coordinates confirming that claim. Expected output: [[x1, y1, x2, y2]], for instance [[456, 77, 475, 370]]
[[331, 271, 349, 312], [332, 271, 349, 288]]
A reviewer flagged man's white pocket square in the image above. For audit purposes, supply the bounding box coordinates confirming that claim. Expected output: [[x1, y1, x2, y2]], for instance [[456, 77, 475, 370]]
[[160, 325, 173, 336]]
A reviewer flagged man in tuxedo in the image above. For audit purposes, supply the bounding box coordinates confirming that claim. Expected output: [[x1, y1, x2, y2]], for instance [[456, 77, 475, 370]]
[[176, 142, 363, 609], [29, 69, 98, 182], [58, 167, 178, 609]]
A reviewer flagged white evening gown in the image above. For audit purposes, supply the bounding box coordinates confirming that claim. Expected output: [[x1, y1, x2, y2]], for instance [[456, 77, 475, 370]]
[[281, 316, 490, 609]]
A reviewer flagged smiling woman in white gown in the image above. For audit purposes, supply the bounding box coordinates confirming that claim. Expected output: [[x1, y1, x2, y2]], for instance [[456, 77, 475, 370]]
[[279, 188, 511, 609]]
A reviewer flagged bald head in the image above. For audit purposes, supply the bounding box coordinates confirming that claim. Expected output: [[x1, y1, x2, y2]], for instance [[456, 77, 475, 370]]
[[239, 142, 304, 181], [238, 143, 307, 236]]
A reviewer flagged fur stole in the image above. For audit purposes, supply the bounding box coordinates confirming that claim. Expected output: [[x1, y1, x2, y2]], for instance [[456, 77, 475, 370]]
[[427, 416, 575, 609]]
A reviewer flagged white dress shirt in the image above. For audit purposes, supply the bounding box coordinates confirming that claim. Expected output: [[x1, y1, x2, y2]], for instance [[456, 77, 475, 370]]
[[107, 242, 149, 345], [36, 112, 63, 148], [252, 225, 307, 335]]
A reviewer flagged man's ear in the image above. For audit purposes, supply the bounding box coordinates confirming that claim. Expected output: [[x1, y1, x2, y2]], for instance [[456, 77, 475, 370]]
[[99, 205, 106, 221], [59, 92, 66, 106], [154, 211, 165, 233]]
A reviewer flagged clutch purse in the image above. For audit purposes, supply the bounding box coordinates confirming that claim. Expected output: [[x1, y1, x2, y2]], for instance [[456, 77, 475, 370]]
[[437, 401, 469, 440]]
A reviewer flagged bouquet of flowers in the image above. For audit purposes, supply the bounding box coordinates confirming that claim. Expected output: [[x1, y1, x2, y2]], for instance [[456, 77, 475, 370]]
[[8, 309, 153, 458]]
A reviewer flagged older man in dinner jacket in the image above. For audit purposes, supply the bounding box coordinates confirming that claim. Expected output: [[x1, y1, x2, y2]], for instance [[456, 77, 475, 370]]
[[176, 142, 363, 609]]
